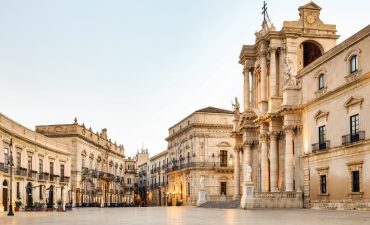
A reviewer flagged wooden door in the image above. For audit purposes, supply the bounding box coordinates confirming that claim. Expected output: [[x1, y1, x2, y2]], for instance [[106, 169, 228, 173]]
[[3, 188, 8, 211]]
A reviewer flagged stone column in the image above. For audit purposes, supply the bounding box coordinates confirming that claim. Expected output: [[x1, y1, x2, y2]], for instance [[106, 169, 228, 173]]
[[251, 73, 255, 108], [269, 132, 278, 192], [260, 50, 268, 113], [285, 127, 294, 192], [269, 47, 277, 97], [243, 66, 251, 111], [240, 143, 253, 208], [260, 134, 269, 192], [233, 146, 241, 200]]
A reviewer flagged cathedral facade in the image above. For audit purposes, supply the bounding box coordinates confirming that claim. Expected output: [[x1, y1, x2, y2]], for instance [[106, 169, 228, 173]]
[[233, 2, 370, 209]]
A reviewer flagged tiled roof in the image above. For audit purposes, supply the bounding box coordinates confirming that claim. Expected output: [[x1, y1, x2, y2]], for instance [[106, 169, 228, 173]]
[[195, 106, 233, 114]]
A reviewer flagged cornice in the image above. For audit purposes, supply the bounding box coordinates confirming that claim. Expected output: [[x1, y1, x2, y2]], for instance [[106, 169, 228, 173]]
[[166, 123, 233, 141], [43, 133, 124, 158], [0, 126, 70, 157]]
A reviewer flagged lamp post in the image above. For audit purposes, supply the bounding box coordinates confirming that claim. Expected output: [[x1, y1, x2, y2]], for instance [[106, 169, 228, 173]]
[[8, 138, 14, 216]]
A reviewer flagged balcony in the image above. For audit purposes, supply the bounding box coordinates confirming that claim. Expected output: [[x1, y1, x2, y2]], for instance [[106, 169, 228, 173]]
[[0, 163, 9, 173], [312, 140, 330, 152], [27, 170, 38, 180], [342, 131, 365, 145], [38, 172, 49, 181], [166, 162, 233, 173], [125, 169, 136, 174], [15, 167, 27, 177], [60, 176, 70, 184], [49, 174, 59, 182]]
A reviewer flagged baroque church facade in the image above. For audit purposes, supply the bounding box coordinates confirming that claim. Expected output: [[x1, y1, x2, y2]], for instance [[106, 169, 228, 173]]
[[233, 2, 370, 209]]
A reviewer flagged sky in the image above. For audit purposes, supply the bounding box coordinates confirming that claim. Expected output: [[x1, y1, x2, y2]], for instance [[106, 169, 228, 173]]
[[1, 0, 369, 157]]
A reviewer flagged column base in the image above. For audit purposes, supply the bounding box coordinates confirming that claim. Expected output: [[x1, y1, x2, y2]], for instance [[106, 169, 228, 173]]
[[240, 181, 254, 209]]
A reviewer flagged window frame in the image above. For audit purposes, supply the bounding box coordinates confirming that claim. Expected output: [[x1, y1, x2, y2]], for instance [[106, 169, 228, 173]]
[[352, 170, 360, 192], [320, 175, 327, 194], [350, 55, 358, 73], [318, 73, 325, 90]]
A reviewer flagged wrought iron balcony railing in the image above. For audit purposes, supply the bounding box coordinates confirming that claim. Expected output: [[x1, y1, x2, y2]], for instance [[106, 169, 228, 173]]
[[342, 131, 365, 145], [0, 162, 9, 173], [38, 172, 49, 181], [27, 170, 38, 179], [60, 176, 70, 183], [312, 140, 330, 152], [166, 162, 233, 173]]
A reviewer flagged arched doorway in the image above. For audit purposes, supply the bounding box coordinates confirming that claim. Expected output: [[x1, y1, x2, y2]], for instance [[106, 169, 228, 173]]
[[302, 41, 323, 67], [48, 185, 54, 208], [26, 182, 33, 208], [2, 180, 8, 211]]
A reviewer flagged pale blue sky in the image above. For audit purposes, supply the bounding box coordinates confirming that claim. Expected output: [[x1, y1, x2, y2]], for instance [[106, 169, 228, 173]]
[[1, 1, 369, 157]]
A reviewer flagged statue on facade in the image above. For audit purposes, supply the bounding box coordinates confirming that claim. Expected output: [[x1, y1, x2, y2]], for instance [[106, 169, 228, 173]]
[[231, 97, 240, 114], [283, 56, 299, 87], [200, 175, 205, 189], [244, 163, 252, 182]]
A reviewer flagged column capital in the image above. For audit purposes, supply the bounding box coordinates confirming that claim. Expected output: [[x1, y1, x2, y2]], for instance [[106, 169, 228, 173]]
[[268, 131, 280, 139], [243, 139, 257, 148], [268, 46, 277, 54], [234, 145, 243, 152], [283, 125, 296, 135], [259, 134, 269, 142]]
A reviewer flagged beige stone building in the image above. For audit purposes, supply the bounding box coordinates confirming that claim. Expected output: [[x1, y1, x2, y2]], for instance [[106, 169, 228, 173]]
[[233, 1, 370, 209], [136, 148, 149, 206], [124, 157, 137, 204], [166, 107, 235, 206], [0, 113, 71, 212], [36, 118, 126, 207], [148, 150, 168, 206]]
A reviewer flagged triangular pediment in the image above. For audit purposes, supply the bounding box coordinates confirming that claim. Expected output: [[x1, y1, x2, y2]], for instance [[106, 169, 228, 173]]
[[314, 110, 329, 121], [217, 141, 231, 147], [344, 96, 364, 109], [299, 1, 322, 10]]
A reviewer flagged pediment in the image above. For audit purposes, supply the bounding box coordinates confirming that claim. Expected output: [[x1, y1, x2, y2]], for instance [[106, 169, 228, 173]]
[[217, 141, 231, 147], [344, 96, 364, 109], [314, 110, 329, 122], [299, 2, 322, 10]]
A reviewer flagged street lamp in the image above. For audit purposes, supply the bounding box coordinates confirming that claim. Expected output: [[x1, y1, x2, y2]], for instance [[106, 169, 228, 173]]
[[8, 138, 14, 216]]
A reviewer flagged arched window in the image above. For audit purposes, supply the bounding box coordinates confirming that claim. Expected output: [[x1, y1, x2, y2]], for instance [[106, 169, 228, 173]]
[[318, 74, 325, 90], [350, 55, 358, 73]]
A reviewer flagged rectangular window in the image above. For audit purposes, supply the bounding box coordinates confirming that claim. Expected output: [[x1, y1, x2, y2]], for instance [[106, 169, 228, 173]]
[[60, 164, 65, 177], [17, 182, 20, 199], [350, 55, 358, 73], [39, 159, 43, 173], [320, 175, 327, 194], [318, 74, 324, 89], [50, 162, 54, 175], [220, 182, 227, 195], [352, 171, 360, 192], [318, 126, 326, 150], [40, 186, 43, 200], [28, 155, 32, 171], [220, 150, 228, 167], [17, 152, 21, 168], [350, 114, 360, 142], [4, 148, 9, 168]]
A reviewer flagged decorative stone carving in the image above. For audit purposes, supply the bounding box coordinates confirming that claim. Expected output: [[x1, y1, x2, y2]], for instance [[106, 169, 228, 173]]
[[232, 97, 240, 115]]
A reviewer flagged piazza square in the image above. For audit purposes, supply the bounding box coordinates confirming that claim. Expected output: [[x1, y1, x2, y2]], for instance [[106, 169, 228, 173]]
[[0, 0, 370, 224]]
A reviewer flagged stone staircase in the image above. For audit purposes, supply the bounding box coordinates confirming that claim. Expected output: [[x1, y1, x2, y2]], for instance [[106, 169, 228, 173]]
[[198, 200, 240, 209]]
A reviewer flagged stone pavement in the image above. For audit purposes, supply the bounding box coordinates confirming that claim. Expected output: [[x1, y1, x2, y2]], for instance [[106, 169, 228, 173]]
[[1, 207, 370, 225]]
